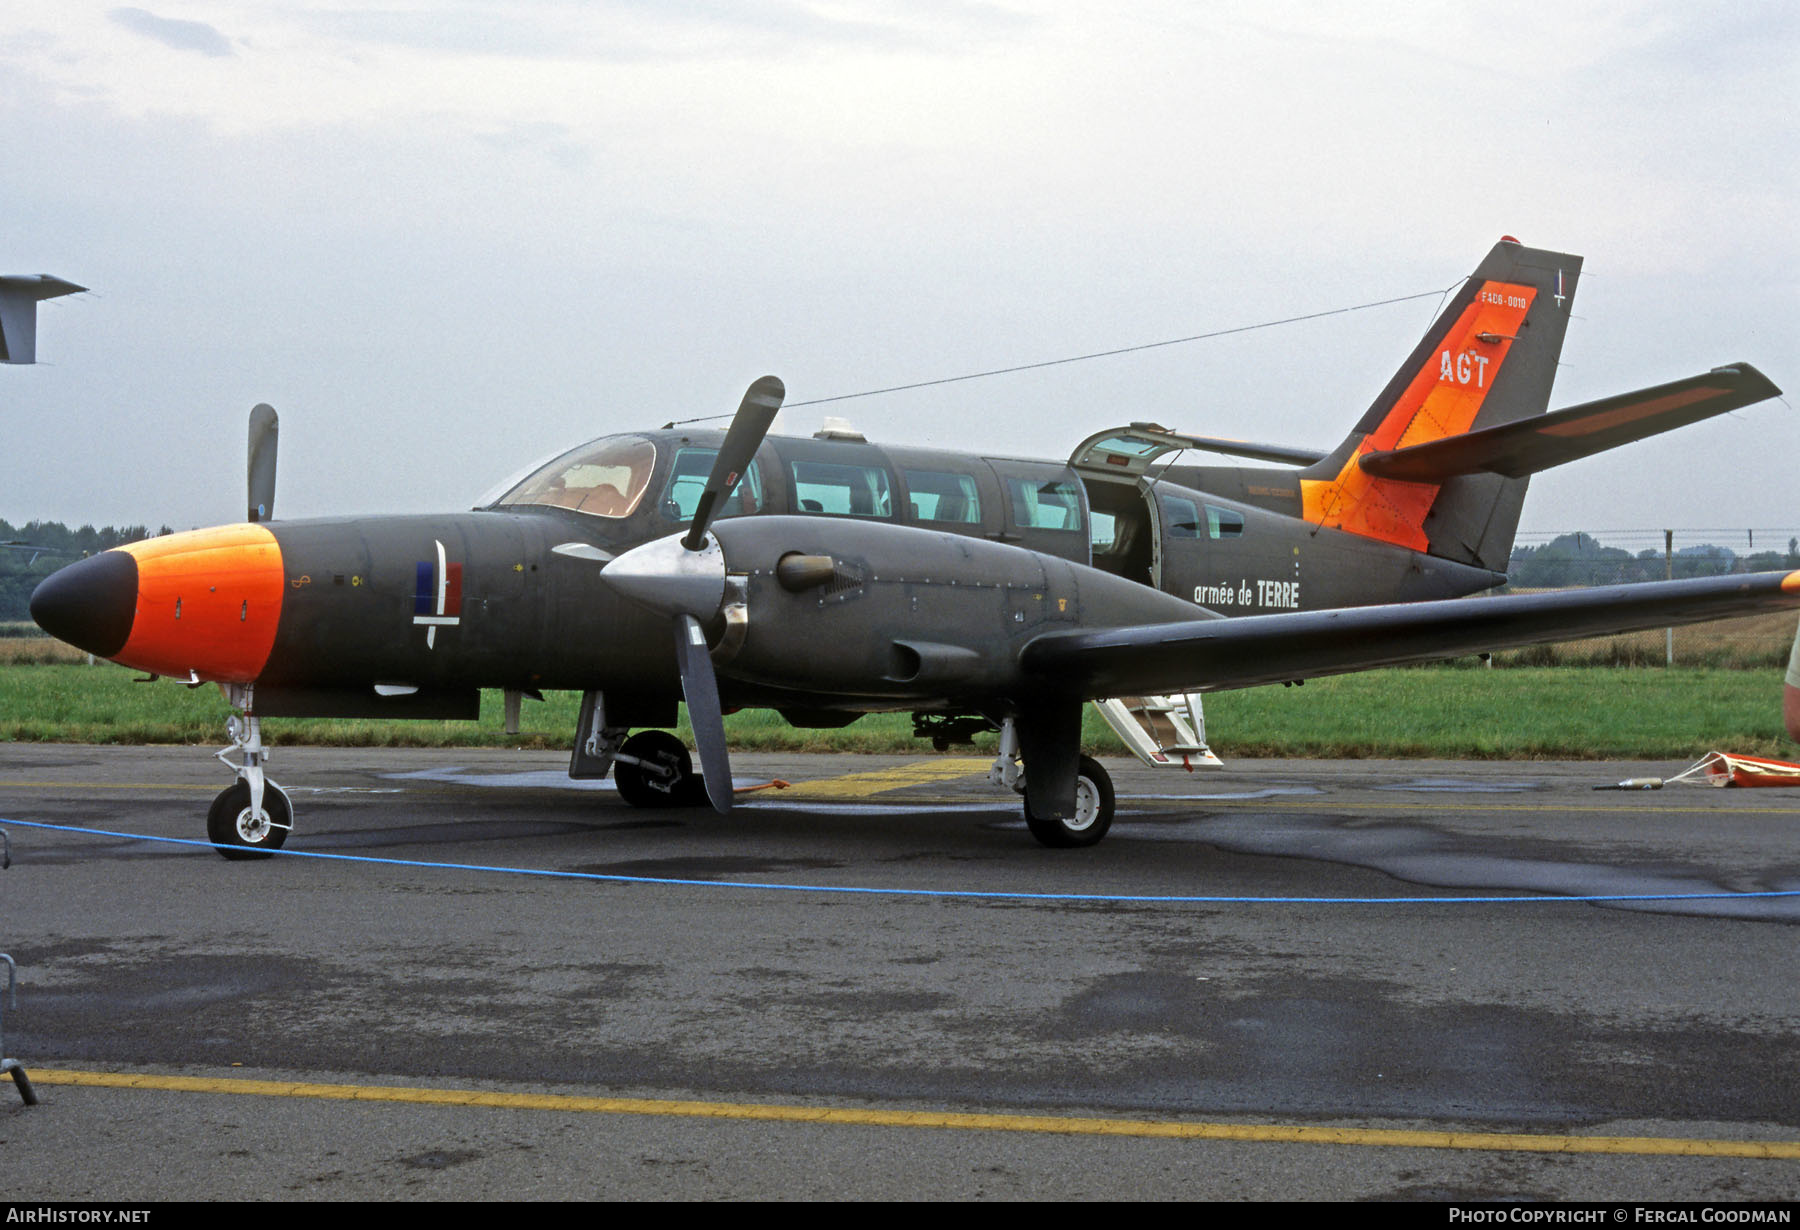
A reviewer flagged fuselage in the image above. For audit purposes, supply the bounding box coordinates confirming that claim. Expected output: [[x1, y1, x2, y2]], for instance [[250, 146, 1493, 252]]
[[31, 425, 1506, 713]]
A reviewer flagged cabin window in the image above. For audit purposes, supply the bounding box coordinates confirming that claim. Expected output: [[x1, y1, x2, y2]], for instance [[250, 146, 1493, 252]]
[[791, 460, 893, 517], [1161, 495, 1202, 540], [1206, 505, 1246, 539], [497, 436, 657, 519], [660, 448, 765, 522], [1006, 478, 1084, 532], [905, 469, 981, 524]]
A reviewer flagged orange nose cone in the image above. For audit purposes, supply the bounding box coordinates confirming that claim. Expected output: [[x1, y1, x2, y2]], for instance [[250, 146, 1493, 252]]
[[110, 524, 286, 681]]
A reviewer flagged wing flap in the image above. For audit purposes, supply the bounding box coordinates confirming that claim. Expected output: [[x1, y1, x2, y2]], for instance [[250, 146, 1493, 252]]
[[1356, 365, 1781, 482], [1022, 571, 1800, 698]]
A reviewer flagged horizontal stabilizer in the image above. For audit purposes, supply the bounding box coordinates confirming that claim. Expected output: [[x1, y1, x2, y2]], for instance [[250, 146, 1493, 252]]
[[1022, 570, 1800, 699], [1357, 364, 1782, 482], [0, 274, 86, 364]]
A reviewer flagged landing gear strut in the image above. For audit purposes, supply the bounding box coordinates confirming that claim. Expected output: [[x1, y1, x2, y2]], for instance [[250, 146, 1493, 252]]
[[987, 715, 1116, 848], [208, 685, 292, 860]]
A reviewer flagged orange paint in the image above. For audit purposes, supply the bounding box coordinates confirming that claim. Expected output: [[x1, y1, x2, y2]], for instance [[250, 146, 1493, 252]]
[[1301, 281, 1536, 550], [118, 524, 285, 681], [1783, 571, 1800, 594]]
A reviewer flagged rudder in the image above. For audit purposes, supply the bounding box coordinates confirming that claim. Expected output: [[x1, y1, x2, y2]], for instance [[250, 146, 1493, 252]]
[[1298, 238, 1581, 570]]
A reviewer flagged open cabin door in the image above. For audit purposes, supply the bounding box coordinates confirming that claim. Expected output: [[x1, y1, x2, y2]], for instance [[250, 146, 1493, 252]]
[[1068, 425, 1226, 770], [1069, 424, 1200, 591]]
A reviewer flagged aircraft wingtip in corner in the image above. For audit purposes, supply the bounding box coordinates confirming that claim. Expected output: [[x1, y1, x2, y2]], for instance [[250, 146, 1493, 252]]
[[0, 274, 85, 364], [29, 241, 1795, 853]]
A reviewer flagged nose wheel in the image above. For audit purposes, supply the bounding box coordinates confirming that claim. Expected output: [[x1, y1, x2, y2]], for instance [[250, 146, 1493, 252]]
[[207, 686, 293, 860], [207, 780, 293, 860]]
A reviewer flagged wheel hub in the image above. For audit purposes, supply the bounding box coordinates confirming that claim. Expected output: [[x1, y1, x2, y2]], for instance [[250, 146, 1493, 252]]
[[235, 807, 271, 843], [1067, 779, 1099, 832]]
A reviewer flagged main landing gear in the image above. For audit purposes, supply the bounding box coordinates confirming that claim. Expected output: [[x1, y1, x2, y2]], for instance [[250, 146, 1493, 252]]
[[988, 715, 1115, 848], [207, 685, 292, 860], [569, 696, 710, 808], [612, 730, 709, 808]]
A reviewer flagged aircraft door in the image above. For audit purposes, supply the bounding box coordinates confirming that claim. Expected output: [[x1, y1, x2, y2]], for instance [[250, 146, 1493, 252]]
[[1150, 486, 1213, 610], [983, 459, 1090, 564]]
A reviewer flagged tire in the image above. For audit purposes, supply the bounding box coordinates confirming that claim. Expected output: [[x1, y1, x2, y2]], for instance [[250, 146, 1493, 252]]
[[1024, 755, 1115, 848], [614, 730, 696, 808], [206, 781, 292, 861]]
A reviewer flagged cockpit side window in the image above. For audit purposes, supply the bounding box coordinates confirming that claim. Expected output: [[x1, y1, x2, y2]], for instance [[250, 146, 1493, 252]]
[[660, 448, 765, 522], [496, 436, 657, 519]]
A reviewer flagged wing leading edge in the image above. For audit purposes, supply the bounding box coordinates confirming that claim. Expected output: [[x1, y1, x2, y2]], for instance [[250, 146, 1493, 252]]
[[1022, 570, 1800, 698]]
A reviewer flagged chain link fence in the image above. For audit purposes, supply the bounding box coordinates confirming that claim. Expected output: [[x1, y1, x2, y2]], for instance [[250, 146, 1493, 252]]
[[1499, 529, 1800, 667]]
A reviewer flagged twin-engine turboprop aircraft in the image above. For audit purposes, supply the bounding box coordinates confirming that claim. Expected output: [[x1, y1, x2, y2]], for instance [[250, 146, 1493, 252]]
[[29, 238, 1799, 856]]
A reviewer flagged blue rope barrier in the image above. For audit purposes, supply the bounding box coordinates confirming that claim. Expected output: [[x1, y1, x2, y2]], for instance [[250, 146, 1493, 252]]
[[6, 817, 1797, 907]]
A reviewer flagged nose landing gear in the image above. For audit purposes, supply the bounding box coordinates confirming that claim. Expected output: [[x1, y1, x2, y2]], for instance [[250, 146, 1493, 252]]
[[208, 686, 292, 860]]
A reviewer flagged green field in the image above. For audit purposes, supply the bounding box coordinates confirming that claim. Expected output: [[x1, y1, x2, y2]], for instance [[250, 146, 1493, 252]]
[[1, 659, 1794, 760]]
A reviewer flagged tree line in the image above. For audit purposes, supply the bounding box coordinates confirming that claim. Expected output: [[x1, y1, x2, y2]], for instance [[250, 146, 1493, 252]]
[[0, 519, 173, 626], [1506, 533, 1800, 589]]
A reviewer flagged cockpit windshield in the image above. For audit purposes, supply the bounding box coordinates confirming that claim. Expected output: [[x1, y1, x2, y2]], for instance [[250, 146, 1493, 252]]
[[494, 436, 657, 519]]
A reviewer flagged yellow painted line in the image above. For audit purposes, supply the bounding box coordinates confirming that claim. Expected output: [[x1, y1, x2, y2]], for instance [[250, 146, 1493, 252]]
[[27, 1069, 1800, 1159], [775, 758, 990, 800], [1159, 798, 1800, 816]]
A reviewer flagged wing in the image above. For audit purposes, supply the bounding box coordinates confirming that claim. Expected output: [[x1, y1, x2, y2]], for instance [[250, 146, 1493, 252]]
[[1022, 570, 1800, 697], [1356, 364, 1781, 482]]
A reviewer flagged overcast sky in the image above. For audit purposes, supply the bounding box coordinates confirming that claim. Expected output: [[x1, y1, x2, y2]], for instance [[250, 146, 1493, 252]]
[[3, 1, 1795, 540]]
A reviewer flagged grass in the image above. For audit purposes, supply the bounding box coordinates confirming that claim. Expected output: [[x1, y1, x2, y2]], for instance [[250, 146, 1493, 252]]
[[1, 658, 1795, 760]]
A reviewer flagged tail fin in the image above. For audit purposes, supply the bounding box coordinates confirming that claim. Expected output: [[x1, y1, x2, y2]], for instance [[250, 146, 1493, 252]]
[[0, 275, 85, 365], [1299, 238, 1580, 570]]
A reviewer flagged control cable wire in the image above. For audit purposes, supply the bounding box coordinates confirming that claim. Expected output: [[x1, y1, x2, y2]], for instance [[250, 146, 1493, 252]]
[[662, 283, 1463, 425]]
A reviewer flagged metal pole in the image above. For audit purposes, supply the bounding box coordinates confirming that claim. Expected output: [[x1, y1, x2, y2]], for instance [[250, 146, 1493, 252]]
[[1665, 529, 1674, 667]]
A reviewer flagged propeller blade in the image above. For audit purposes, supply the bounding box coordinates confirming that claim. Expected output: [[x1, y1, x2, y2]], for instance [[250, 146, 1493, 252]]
[[682, 375, 784, 551], [674, 614, 733, 813], [247, 403, 279, 523]]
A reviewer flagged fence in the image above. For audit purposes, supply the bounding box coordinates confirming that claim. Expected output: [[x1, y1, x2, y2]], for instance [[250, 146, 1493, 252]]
[[1499, 529, 1800, 668]]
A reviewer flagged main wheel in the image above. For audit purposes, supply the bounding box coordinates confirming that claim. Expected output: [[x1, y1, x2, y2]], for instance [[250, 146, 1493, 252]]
[[206, 781, 292, 861], [613, 730, 697, 808], [1024, 755, 1115, 848]]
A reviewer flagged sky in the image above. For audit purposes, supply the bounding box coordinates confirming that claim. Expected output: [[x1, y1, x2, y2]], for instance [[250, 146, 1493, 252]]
[[3, 1, 1795, 540]]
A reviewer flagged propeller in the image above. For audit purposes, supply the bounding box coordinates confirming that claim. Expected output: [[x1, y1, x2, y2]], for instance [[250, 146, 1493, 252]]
[[684, 375, 784, 549], [247, 403, 279, 523], [602, 375, 785, 813]]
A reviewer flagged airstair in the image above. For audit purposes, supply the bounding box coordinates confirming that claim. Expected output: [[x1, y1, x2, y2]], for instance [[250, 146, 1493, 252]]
[[1093, 693, 1223, 770]]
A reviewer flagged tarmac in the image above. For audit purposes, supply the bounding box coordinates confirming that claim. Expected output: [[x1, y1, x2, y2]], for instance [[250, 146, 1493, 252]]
[[2, 745, 1798, 1200]]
